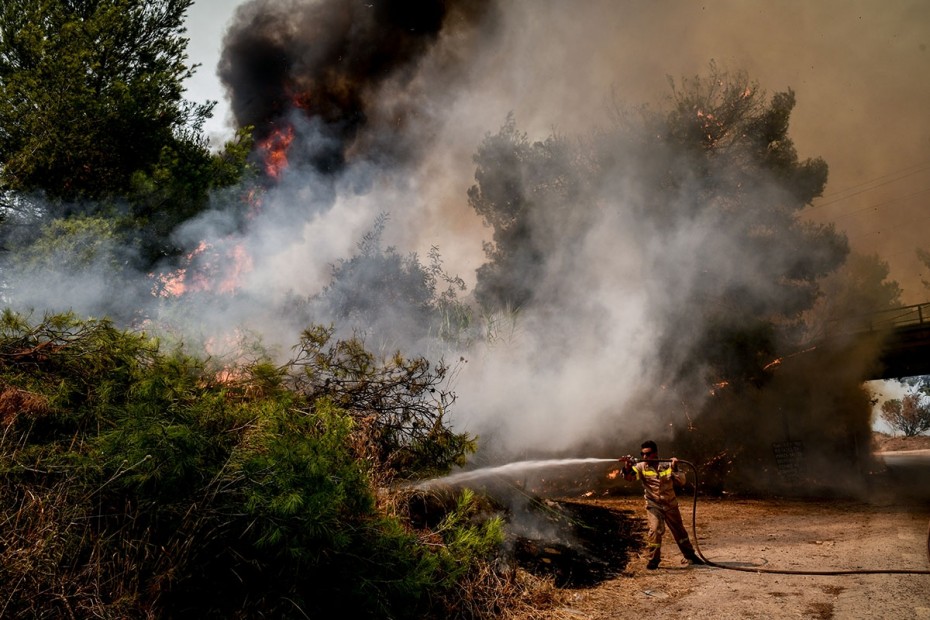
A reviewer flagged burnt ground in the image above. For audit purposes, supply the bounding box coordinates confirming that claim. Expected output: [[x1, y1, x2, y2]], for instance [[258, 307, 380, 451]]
[[508, 499, 644, 587]]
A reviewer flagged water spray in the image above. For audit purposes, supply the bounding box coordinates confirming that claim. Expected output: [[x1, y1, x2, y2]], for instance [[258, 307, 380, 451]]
[[418, 455, 930, 575], [414, 457, 617, 490]]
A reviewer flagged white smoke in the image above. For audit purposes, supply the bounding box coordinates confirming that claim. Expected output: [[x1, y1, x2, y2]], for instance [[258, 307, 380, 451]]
[[7, 0, 908, 468]]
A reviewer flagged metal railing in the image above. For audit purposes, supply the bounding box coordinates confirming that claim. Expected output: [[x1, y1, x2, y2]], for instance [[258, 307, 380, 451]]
[[859, 302, 930, 332]]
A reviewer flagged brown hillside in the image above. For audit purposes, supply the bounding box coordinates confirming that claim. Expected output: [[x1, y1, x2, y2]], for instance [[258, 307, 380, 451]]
[[872, 431, 930, 452]]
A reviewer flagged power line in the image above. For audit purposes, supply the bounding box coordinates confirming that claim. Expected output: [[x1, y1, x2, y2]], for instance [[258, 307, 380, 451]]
[[843, 208, 930, 244], [812, 161, 930, 211], [822, 186, 930, 224]]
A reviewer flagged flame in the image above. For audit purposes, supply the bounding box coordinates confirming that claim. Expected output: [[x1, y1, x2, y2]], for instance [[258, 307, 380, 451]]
[[763, 357, 783, 371], [151, 105, 300, 300], [202, 331, 252, 384], [258, 125, 295, 180], [155, 267, 188, 298], [151, 241, 210, 298], [245, 188, 265, 219], [606, 469, 620, 480], [217, 243, 253, 294], [149, 117, 289, 299], [150, 240, 253, 298]]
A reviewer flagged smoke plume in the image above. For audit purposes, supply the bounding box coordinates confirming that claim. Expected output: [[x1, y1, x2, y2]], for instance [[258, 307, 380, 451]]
[[219, 0, 497, 174], [7, 0, 913, 494]]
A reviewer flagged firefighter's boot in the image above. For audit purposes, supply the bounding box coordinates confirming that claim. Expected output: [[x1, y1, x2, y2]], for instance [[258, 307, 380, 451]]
[[683, 551, 705, 565]]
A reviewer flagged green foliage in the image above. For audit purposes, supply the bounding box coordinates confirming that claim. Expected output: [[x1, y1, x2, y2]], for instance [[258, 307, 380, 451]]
[[238, 399, 374, 556], [467, 114, 589, 313], [0, 0, 256, 284], [626, 65, 844, 325], [9, 215, 124, 274], [0, 312, 494, 618], [309, 213, 474, 346], [469, 65, 848, 388], [127, 128, 257, 264], [286, 323, 477, 477], [431, 488, 505, 584], [321, 213, 435, 325], [0, 0, 204, 201]]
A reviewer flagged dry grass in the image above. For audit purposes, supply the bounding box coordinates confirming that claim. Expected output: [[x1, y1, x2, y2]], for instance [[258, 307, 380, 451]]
[[0, 385, 49, 427], [872, 431, 930, 452]]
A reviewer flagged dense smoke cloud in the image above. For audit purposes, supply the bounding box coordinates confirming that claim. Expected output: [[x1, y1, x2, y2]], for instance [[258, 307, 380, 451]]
[[219, 0, 497, 174], [6, 0, 919, 492]]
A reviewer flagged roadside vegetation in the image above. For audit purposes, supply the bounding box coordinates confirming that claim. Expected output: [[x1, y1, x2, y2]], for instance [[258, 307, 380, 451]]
[[0, 311, 514, 618]]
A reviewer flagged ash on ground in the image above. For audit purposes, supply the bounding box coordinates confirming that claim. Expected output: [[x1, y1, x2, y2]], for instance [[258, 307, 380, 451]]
[[406, 460, 646, 587], [506, 498, 644, 587], [405, 485, 643, 587]]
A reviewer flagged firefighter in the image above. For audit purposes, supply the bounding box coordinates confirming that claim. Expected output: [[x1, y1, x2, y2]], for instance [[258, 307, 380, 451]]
[[619, 440, 705, 570]]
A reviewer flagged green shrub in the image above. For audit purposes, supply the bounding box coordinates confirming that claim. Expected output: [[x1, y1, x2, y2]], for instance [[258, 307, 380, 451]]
[[0, 311, 501, 619]]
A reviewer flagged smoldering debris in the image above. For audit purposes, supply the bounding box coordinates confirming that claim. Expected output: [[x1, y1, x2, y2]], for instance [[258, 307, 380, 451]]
[[404, 486, 643, 588]]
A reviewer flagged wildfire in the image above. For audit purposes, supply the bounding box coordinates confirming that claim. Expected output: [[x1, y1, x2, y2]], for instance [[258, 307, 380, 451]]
[[244, 188, 265, 219], [258, 125, 295, 180], [150, 115, 297, 300], [152, 241, 210, 298], [151, 240, 253, 298], [217, 243, 254, 294]]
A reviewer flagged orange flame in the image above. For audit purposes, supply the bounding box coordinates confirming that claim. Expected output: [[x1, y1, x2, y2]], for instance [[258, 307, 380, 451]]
[[152, 241, 210, 298], [151, 240, 253, 298], [259, 125, 295, 180], [217, 243, 253, 294], [763, 357, 783, 371], [150, 110, 297, 299]]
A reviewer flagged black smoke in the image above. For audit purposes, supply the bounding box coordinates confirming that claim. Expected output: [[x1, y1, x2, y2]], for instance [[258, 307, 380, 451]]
[[219, 0, 497, 175]]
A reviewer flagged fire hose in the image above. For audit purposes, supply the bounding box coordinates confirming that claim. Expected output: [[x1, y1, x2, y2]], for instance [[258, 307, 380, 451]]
[[640, 458, 930, 575]]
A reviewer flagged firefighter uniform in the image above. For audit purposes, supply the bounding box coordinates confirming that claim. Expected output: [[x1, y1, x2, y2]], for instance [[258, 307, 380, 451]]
[[625, 460, 699, 567]]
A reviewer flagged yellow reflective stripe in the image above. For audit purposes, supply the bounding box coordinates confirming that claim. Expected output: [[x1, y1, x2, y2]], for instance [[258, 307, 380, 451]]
[[640, 469, 674, 477]]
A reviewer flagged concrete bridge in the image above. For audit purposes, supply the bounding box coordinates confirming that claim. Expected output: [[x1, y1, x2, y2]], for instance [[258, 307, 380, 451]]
[[857, 302, 930, 380]]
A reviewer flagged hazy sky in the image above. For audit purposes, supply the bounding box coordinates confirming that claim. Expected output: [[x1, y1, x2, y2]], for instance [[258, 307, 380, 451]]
[[183, 0, 930, 305]]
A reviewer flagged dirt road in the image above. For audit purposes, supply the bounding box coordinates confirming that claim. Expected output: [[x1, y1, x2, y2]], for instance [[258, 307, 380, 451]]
[[536, 496, 930, 619], [511, 450, 930, 619]]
